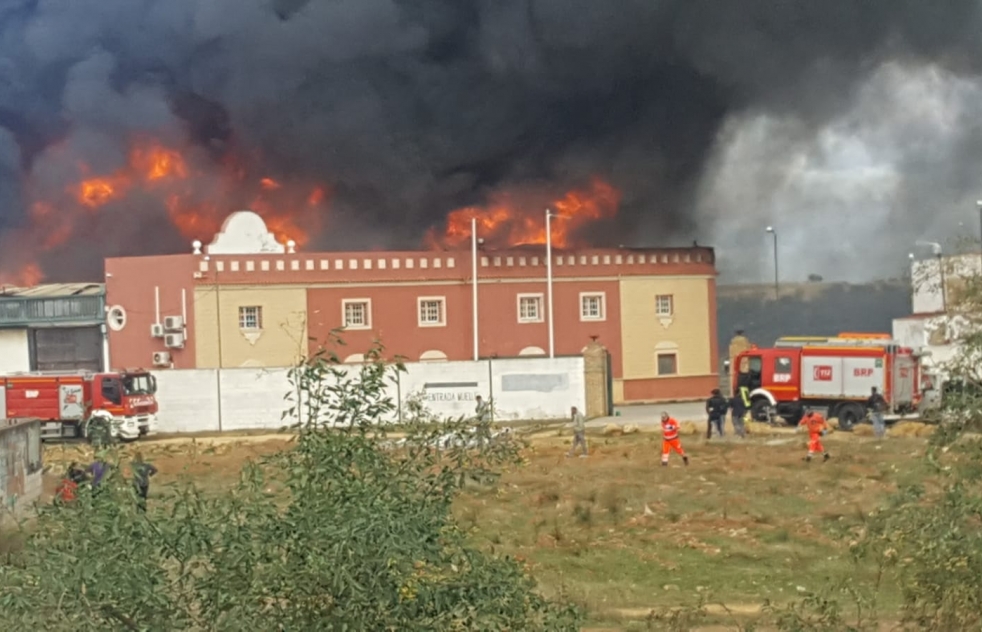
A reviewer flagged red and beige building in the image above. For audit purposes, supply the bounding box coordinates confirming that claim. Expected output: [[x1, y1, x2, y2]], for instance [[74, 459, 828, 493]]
[[104, 211, 720, 403]]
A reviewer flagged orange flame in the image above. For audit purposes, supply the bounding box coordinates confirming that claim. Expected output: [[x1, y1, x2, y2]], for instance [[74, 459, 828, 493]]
[[308, 186, 325, 206], [132, 144, 188, 181], [77, 178, 120, 208], [426, 177, 620, 249], [0, 262, 43, 287], [30, 202, 73, 250], [17, 137, 333, 275]]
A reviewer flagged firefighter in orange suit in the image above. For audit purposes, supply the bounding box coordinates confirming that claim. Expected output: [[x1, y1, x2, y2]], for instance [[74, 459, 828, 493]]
[[798, 410, 831, 462], [661, 412, 689, 467]]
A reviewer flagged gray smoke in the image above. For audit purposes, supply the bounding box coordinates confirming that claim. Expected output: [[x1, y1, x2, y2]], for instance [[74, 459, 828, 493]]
[[1, 0, 982, 282]]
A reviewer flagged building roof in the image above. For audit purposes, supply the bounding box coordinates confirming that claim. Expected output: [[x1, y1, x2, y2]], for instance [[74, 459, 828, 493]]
[[0, 282, 105, 299]]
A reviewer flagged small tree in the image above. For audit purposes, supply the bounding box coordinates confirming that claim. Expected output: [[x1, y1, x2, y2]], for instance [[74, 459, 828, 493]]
[[0, 340, 582, 630]]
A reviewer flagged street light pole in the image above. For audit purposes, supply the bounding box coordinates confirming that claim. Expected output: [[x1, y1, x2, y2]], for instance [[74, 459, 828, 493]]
[[546, 208, 554, 358], [765, 226, 779, 299], [937, 251, 947, 313], [471, 217, 479, 361], [976, 200, 982, 271], [201, 250, 224, 432], [914, 240, 946, 313]]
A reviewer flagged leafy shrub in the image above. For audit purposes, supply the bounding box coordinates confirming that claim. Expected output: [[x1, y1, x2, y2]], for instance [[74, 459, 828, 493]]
[[0, 340, 581, 630]]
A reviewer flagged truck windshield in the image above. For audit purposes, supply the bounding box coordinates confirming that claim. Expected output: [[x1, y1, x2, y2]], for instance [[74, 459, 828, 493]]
[[123, 374, 156, 395]]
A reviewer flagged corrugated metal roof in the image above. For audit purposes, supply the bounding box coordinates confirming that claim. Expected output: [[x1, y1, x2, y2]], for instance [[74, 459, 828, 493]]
[[0, 283, 104, 299]]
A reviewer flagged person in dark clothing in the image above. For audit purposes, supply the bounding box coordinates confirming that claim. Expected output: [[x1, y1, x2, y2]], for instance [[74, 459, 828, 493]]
[[86, 459, 111, 497], [131, 453, 158, 512], [55, 462, 87, 505], [866, 387, 888, 439], [706, 389, 729, 439]]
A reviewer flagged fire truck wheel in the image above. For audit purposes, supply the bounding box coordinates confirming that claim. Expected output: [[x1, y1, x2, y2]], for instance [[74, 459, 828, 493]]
[[836, 403, 863, 432], [750, 398, 772, 423]]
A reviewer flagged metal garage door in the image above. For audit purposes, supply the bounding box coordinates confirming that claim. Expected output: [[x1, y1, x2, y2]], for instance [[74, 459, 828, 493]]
[[31, 327, 102, 372]]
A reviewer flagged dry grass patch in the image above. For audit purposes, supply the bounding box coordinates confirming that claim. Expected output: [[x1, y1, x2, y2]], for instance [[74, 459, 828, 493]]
[[457, 430, 934, 626], [35, 425, 939, 628]]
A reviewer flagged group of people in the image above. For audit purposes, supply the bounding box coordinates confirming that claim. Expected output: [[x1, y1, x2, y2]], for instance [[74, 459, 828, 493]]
[[55, 453, 158, 511], [705, 388, 748, 439], [657, 407, 829, 465], [618, 384, 889, 466]]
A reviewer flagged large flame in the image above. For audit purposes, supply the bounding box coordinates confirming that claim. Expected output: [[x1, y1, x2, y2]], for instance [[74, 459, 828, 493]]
[[426, 177, 620, 249], [4, 137, 333, 284], [0, 263, 43, 288]]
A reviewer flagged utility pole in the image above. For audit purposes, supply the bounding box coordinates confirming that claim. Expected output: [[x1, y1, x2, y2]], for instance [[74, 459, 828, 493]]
[[545, 209, 555, 358], [766, 226, 779, 299]]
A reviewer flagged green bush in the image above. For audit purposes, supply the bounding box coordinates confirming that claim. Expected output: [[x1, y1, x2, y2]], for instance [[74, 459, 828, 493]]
[[0, 341, 582, 631]]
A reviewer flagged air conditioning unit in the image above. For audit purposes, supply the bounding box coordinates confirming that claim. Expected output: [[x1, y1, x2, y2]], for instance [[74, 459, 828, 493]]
[[163, 315, 184, 331], [152, 351, 171, 367], [150, 323, 165, 338], [164, 332, 185, 349]]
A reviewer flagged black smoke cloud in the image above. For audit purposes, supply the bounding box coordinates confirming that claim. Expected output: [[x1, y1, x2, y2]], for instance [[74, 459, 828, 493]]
[[1, 0, 982, 282]]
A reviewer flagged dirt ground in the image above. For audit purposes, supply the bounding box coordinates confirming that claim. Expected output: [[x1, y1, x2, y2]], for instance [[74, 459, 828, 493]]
[[38, 419, 936, 630]]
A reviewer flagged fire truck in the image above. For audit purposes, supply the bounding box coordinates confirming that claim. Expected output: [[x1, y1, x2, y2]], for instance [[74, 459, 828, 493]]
[[0, 369, 159, 442], [730, 333, 922, 430]]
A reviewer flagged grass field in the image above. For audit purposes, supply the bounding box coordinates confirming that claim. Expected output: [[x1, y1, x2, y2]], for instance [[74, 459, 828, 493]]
[[38, 421, 938, 630]]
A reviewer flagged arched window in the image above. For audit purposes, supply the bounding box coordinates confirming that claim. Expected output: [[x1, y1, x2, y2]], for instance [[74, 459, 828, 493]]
[[419, 350, 448, 362]]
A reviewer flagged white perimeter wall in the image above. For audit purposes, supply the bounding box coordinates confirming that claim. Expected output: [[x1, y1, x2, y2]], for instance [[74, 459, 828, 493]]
[[0, 329, 30, 373], [154, 356, 585, 434]]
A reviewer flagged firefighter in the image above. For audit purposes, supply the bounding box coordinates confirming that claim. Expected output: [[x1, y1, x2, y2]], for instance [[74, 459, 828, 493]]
[[660, 412, 689, 466], [731, 379, 750, 438], [798, 409, 830, 462], [705, 389, 729, 439]]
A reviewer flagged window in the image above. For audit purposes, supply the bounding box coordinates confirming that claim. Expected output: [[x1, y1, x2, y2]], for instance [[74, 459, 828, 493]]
[[517, 294, 543, 323], [655, 294, 674, 317], [580, 293, 606, 321], [774, 356, 793, 374], [657, 352, 678, 376], [101, 378, 122, 405], [238, 306, 263, 330], [417, 297, 446, 327], [107, 305, 127, 331], [342, 299, 371, 329]]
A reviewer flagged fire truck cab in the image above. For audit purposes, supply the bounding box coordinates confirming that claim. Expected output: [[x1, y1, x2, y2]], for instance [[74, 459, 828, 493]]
[[732, 333, 921, 430], [0, 369, 159, 442]]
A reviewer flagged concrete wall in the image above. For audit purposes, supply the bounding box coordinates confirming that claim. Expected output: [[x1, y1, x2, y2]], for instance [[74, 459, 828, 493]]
[[893, 315, 960, 378], [0, 329, 30, 373], [0, 419, 42, 520], [153, 355, 586, 433]]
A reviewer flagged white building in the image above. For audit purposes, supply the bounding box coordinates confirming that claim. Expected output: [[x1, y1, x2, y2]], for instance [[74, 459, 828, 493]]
[[892, 253, 982, 379], [0, 283, 107, 373]]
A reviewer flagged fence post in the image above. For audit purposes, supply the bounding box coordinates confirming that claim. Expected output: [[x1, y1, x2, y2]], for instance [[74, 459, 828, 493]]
[[488, 358, 494, 423], [396, 369, 403, 425]]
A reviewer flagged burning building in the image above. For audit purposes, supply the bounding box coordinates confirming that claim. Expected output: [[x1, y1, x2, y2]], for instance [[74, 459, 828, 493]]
[[104, 211, 720, 404]]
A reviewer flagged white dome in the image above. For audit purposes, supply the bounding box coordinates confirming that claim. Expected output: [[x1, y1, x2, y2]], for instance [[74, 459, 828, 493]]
[[205, 210, 285, 255]]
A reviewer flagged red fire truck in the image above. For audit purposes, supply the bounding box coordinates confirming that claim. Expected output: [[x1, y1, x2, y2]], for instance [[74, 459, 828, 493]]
[[0, 369, 159, 442], [730, 333, 922, 430]]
